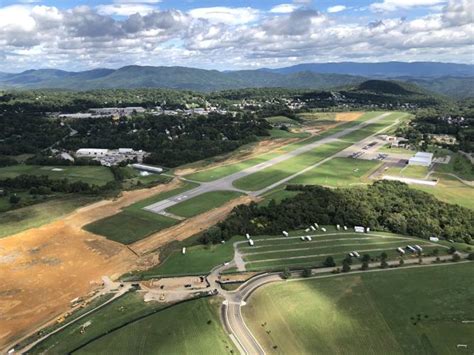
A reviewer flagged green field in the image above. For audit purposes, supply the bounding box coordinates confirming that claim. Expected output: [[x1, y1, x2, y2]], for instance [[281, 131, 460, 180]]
[[84, 210, 177, 244], [378, 144, 415, 156], [185, 112, 388, 183], [414, 174, 474, 210], [166, 190, 243, 218], [233, 113, 404, 191], [237, 231, 445, 272], [290, 157, 381, 187], [436, 153, 474, 181], [0, 195, 98, 238], [269, 128, 309, 139], [82, 181, 199, 244], [243, 262, 474, 354], [259, 187, 301, 206], [75, 297, 236, 355], [136, 238, 236, 278], [385, 164, 430, 179], [265, 116, 299, 124], [0, 165, 114, 186]]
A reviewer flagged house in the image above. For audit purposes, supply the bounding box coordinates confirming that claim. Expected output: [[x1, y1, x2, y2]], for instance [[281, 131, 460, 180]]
[[409, 152, 433, 166]]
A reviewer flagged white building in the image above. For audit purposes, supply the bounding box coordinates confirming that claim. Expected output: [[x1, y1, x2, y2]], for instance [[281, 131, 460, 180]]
[[76, 148, 109, 157], [131, 164, 163, 174], [409, 152, 433, 166]]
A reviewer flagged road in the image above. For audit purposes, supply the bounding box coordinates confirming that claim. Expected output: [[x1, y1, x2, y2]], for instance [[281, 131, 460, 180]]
[[144, 112, 392, 214], [211, 254, 467, 355]]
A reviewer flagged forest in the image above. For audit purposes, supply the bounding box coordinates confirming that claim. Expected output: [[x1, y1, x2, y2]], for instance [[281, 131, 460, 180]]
[[201, 181, 474, 245]]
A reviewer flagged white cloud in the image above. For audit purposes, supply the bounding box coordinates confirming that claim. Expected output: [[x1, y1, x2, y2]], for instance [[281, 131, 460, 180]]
[[270, 4, 298, 13], [188, 7, 259, 25], [327, 5, 347, 13], [96, 4, 156, 16], [370, 0, 446, 12], [0, 5, 36, 32]]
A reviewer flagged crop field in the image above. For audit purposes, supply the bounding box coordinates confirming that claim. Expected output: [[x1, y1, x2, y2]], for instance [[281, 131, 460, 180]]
[[236, 231, 446, 272], [243, 262, 474, 354], [290, 157, 381, 187], [166, 190, 243, 218], [75, 297, 237, 355], [0, 195, 98, 238], [0, 165, 114, 186]]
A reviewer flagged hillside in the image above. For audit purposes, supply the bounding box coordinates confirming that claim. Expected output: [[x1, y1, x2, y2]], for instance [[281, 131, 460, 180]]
[[0, 63, 471, 98], [266, 61, 474, 77]]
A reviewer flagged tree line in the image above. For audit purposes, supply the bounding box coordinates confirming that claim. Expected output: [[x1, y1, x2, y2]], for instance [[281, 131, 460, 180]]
[[200, 181, 473, 244]]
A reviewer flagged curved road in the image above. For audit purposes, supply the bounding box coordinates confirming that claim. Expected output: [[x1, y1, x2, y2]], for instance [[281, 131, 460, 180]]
[[211, 255, 467, 355]]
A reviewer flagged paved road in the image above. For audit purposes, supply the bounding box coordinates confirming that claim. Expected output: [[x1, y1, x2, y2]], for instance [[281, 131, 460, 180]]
[[145, 112, 392, 214], [213, 255, 468, 355]]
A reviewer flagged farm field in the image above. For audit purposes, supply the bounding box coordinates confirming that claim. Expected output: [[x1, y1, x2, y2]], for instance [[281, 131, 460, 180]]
[[0, 165, 114, 186], [236, 231, 446, 272], [0, 195, 98, 238], [166, 190, 243, 218], [243, 262, 474, 354], [75, 297, 237, 355], [290, 157, 381, 187], [135, 237, 236, 278]]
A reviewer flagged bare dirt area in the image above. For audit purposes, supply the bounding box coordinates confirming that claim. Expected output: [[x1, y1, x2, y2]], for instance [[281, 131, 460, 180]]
[[130, 195, 259, 255], [0, 180, 182, 349], [335, 112, 364, 122], [174, 138, 299, 176]]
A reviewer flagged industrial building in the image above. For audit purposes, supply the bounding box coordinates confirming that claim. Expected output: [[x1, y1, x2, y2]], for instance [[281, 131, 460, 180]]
[[409, 152, 433, 166]]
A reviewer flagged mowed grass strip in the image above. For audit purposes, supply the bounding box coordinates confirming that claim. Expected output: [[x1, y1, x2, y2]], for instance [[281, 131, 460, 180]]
[[243, 240, 431, 262], [290, 157, 381, 187], [165, 190, 243, 218], [233, 140, 352, 191], [84, 210, 177, 245], [185, 112, 388, 183], [233, 113, 403, 191], [243, 263, 474, 354], [245, 246, 442, 271], [0, 165, 114, 186], [75, 297, 237, 355]]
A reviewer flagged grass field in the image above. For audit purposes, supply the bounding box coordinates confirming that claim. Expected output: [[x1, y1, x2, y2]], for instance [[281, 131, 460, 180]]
[[236, 230, 446, 272], [136, 237, 236, 278], [75, 297, 236, 355], [166, 190, 243, 218], [269, 128, 309, 139], [378, 144, 415, 156], [414, 174, 474, 210], [435, 153, 474, 181], [243, 262, 474, 354], [233, 140, 352, 191], [84, 210, 177, 244], [233, 112, 403, 191], [82, 181, 199, 244], [185, 112, 388, 183], [0, 165, 114, 186], [265, 116, 299, 124], [0, 195, 98, 238], [259, 187, 301, 206], [290, 157, 381, 187], [384, 164, 429, 179]]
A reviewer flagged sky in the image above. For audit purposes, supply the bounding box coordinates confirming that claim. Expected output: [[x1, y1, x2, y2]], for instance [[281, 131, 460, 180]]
[[0, 0, 472, 72]]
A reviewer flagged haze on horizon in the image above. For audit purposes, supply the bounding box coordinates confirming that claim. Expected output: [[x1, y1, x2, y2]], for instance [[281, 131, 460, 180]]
[[0, 0, 472, 73]]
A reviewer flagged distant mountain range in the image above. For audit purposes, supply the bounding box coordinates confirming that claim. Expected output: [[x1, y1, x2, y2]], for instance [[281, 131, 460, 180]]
[[0, 62, 472, 98]]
